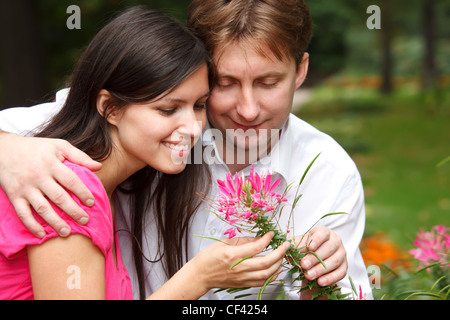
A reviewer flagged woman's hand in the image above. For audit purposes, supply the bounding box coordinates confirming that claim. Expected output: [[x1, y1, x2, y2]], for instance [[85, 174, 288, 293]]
[[148, 232, 290, 299], [195, 231, 291, 291], [0, 132, 101, 237]]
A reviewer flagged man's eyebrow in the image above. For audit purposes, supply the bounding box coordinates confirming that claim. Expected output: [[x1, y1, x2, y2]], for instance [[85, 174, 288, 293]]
[[216, 71, 286, 79], [255, 71, 286, 79]]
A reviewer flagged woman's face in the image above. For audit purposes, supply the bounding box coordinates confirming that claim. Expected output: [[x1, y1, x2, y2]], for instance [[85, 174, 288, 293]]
[[107, 64, 209, 174]]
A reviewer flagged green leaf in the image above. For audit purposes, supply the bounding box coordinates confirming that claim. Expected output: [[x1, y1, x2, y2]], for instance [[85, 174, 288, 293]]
[[230, 256, 252, 269], [193, 234, 223, 243], [287, 266, 300, 277], [318, 212, 348, 220], [292, 194, 303, 209], [380, 263, 399, 278], [298, 153, 321, 186], [437, 155, 450, 168], [307, 251, 327, 270], [349, 276, 358, 297], [414, 261, 442, 274], [257, 276, 274, 300], [288, 153, 321, 219], [273, 233, 287, 241], [431, 275, 448, 291], [226, 287, 251, 294], [438, 284, 450, 295], [403, 291, 445, 300], [234, 294, 253, 299]]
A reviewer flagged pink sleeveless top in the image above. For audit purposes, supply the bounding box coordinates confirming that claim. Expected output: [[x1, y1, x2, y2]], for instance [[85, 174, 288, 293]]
[[0, 161, 133, 299]]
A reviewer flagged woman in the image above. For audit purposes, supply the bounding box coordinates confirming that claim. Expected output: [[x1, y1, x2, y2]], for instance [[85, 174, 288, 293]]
[[0, 7, 289, 299]]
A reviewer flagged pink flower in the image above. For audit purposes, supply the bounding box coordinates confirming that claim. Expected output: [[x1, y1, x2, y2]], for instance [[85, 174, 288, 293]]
[[355, 285, 366, 300], [252, 196, 268, 209], [224, 228, 237, 239], [215, 165, 290, 241], [409, 225, 449, 269], [247, 165, 282, 197], [434, 225, 450, 234], [409, 248, 441, 262], [273, 193, 288, 203], [239, 211, 252, 219], [218, 172, 243, 199], [250, 213, 259, 219]]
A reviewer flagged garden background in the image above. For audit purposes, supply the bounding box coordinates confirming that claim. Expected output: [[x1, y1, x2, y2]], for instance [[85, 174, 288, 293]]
[[0, 0, 449, 299]]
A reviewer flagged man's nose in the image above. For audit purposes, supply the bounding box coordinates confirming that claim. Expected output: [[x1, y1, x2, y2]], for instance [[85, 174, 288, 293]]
[[236, 87, 260, 122]]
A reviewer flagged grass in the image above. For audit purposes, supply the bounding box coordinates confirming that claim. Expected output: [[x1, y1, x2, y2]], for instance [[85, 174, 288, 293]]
[[295, 85, 450, 250]]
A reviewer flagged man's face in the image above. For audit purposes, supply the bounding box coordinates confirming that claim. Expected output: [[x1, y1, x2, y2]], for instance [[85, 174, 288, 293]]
[[207, 40, 308, 161]]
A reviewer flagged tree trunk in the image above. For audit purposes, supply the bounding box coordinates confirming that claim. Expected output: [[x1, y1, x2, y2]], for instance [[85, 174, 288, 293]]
[[422, 0, 436, 88], [380, 1, 393, 94], [0, 0, 47, 109]]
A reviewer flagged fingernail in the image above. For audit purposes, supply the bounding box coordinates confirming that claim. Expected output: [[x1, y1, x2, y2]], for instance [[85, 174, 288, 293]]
[[78, 216, 89, 225], [318, 277, 326, 286], [284, 242, 291, 250], [85, 199, 95, 207], [308, 270, 316, 279], [36, 231, 46, 238], [59, 227, 70, 237], [303, 259, 311, 269]]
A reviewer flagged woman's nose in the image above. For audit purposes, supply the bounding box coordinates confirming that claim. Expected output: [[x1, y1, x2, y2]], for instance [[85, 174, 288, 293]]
[[176, 109, 204, 141]]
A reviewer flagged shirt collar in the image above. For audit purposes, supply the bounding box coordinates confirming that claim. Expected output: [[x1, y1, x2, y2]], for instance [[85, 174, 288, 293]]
[[200, 115, 294, 186]]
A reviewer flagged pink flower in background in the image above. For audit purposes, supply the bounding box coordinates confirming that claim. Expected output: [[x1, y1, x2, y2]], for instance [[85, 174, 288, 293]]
[[409, 225, 450, 269]]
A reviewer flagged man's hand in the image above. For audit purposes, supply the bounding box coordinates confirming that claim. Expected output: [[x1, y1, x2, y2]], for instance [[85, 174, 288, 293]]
[[295, 226, 348, 287], [0, 132, 101, 237]]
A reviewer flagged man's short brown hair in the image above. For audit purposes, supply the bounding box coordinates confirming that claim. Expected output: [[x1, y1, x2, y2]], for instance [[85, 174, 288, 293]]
[[187, 0, 313, 66]]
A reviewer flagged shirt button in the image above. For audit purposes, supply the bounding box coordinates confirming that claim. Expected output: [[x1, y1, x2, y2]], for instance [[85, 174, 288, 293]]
[[210, 228, 217, 235]]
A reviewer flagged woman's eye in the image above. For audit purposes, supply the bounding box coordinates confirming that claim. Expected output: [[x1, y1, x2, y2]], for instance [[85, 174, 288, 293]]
[[158, 108, 176, 115], [194, 102, 207, 110]]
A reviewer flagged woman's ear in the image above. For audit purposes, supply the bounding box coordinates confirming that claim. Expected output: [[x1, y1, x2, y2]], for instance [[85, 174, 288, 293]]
[[294, 52, 309, 89], [96, 89, 121, 126]]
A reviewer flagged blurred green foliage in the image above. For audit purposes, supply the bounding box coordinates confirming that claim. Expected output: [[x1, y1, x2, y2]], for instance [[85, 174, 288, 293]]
[[297, 86, 450, 249], [1, 0, 449, 105], [35, 0, 190, 92]]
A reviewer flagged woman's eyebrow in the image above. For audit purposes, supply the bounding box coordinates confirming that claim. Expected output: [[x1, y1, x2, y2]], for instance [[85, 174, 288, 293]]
[[162, 92, 210, 104]]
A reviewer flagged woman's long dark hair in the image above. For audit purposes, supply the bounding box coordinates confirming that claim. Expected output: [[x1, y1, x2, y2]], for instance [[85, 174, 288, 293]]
[[35, 7, 212, 299]]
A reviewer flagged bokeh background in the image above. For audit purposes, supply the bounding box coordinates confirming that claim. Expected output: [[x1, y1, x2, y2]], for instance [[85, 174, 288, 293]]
[[0, 0, 449, 297]]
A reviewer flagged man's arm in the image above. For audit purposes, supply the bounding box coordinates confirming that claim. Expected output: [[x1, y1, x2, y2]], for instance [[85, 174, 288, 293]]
[[0, 97, 101, 237]]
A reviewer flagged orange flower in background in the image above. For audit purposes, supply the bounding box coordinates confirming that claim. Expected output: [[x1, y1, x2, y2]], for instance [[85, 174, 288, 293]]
[[360, 232, 410, 270]]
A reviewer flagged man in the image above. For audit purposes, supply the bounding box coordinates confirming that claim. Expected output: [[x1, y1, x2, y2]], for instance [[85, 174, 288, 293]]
[[0, 0, 372, 299]]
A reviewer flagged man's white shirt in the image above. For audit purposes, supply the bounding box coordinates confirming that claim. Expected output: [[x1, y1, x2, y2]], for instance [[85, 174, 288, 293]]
[[0, 90, 373, 299]]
